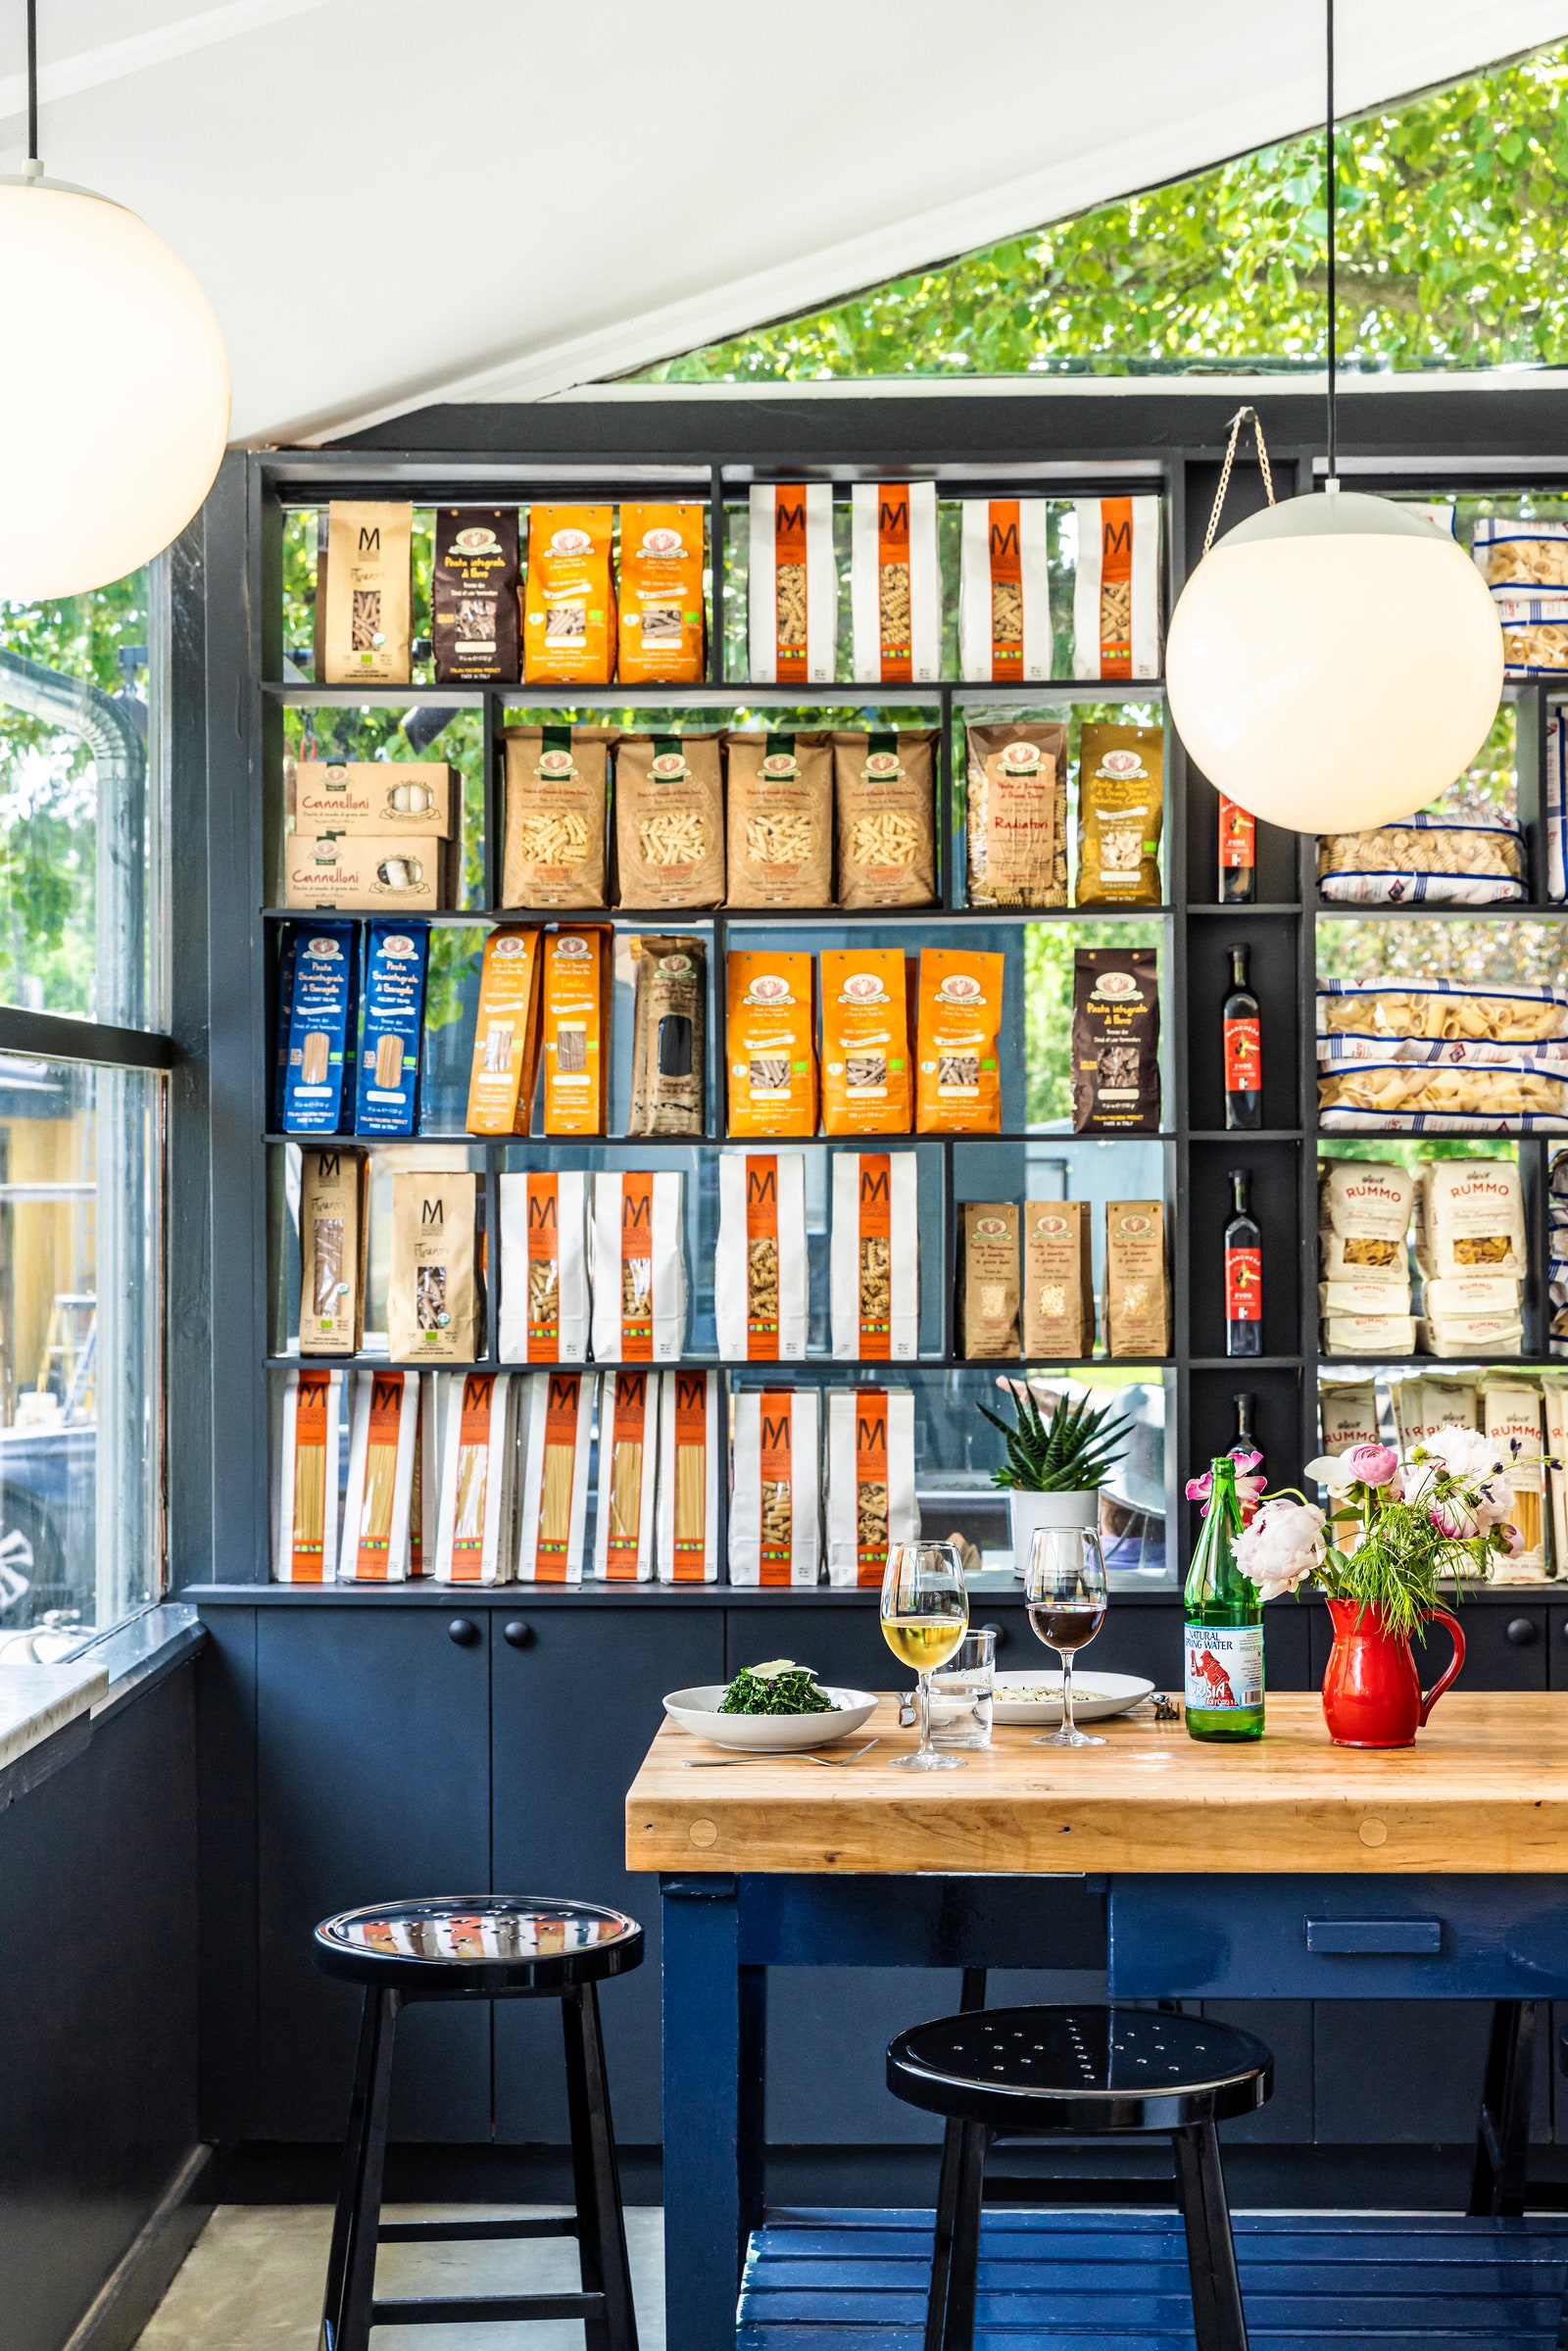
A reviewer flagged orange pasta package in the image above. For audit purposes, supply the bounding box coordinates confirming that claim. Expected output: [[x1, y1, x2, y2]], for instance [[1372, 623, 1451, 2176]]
[[725, 950, 818, 1137], [819, 950, 912, 1136], [915, 949, 1004, 1134], [616, 503, 706, 684], [466, 927, 542, 1135], [274, 1367, 344, 1583], [339, 1368, 419, 1581], [521, 506, 615, 684], [542, 926, 612, 1136]]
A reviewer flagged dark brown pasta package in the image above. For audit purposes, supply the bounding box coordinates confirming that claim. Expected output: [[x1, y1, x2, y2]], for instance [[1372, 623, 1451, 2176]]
[[1071, 947, 1160, 1134], [832, 729, 937, 908], [628, 936, 708, 1137], [432, 508, 520, 683]]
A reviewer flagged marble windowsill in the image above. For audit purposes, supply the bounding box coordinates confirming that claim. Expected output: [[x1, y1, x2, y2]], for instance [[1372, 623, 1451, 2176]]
[[0, 1602, 204, 1785], [0, 1659, 110, 1774]]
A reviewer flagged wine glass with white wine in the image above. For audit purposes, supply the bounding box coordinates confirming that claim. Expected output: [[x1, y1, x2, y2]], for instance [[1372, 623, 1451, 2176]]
[[880, 1541, 969, 1772]]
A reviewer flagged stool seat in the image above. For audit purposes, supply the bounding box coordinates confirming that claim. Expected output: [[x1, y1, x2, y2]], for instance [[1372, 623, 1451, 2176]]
[[313, 1895, 642, 1998], [890, 2004, 1272, 2135]]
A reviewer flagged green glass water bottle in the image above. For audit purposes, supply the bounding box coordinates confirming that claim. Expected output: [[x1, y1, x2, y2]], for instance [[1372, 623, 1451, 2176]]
[[1183, 1452, 1264, 1741]]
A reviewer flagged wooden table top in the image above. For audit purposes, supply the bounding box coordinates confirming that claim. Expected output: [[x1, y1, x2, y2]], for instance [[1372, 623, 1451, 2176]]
[[625, 1691, 1568, 1876]]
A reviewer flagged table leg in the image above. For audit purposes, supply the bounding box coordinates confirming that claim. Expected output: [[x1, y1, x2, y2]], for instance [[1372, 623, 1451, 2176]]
[[662, 1875, 757, 2351]]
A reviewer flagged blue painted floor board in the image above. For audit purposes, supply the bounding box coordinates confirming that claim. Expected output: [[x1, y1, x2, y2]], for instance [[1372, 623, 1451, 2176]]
[[737, 2207, 1568, 2348]]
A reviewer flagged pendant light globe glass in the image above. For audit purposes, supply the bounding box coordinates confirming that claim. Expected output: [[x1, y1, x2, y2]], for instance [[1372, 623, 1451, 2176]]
[[1164, 491, 1503, 835], [0, 178, 230, 599]]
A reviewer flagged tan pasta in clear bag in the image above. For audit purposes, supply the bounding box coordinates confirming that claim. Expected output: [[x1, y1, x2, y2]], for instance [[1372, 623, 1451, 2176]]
[[964, 723, 1067, 907], [1318, 979, 1568, 1046]]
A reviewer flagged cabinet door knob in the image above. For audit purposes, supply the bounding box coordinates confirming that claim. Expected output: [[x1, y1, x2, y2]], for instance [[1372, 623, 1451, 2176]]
[[447, 1616, 480, 1647], [978, 1621, 1008, 1650], [503, 1619, 533, 1649], [1505, 1617, 1538, 1647]]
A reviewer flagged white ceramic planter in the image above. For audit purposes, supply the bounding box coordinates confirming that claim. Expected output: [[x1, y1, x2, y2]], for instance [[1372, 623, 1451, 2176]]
[[1007, 1487, 1100, 1574]]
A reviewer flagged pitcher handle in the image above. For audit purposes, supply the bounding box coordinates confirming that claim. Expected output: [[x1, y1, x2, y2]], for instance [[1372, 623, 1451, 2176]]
[[1418, 1607, 1466, 1726]]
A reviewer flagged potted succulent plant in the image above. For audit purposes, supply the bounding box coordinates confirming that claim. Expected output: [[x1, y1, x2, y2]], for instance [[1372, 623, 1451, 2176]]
[[979, 1382, 1130, 1571]]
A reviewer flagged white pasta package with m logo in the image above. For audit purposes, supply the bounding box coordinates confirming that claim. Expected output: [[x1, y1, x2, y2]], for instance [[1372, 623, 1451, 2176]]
[[715, 1151, 809, 1361], [515, 1368, 594, 1584], [432, 1370, 519, 1585], [339, 1368, 420, 1581], [825, 1386, 918, 1590], [1072, 496, 1161, 681], [958, 499, 1051, 683], [850, 482, 940, 684], [589, 1172, 687, 1364], [829, 1151, 918, 1361], [498, 1171, 590, 1363], [748, 484, 836, 684], [729, 1386, 821, 1587], [657, 1367, 720, 1584], [592, 1368, 660, 1583], [274, 1367, 345, 1583]]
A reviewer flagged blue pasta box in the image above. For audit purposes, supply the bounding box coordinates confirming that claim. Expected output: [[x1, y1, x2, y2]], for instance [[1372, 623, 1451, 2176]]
[[354, 922, 428, 1136], [280, 921, 358, 1134], [273, 924, 300, 1131]]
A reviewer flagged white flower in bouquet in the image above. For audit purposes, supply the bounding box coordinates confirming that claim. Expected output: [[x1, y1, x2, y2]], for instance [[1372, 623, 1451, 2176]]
[[1236, 1496, 1327, 1604]]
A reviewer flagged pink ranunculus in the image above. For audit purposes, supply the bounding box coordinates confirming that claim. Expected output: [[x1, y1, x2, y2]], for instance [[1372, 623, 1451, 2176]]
[[1185, 1473, 1212, 1502], [1347, 1443, 1399, 1487]]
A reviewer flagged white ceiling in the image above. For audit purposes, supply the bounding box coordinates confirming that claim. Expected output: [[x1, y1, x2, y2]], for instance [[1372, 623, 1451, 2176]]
[[1, 0, 1563, 445]]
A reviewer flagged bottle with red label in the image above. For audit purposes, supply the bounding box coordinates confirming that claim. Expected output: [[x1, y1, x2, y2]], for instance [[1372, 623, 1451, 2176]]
[[1224, 1168, 1262, 1358], [1232, 1392, 1261, 1527], [1218, 795, 1255, 904], [1222, 943, 1261, 1131]]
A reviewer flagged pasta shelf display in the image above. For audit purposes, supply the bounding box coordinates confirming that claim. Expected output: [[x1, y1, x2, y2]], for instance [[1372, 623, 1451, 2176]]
[[1317, 814, 1526, 906]]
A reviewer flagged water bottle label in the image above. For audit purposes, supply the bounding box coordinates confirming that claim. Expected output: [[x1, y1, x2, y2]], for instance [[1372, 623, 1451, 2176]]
[[1185, 1623, 1263, 1711]]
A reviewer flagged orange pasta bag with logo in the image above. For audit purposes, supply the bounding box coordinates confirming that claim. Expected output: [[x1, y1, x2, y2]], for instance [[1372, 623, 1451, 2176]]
[[522, 506, 615, 684], [915, 949, 1004, 1134], [819, 949, 911, 1136]]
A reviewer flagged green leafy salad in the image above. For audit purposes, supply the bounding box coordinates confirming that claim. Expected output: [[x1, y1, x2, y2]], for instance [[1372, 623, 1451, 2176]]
[[718, 1659, 835, 1716]]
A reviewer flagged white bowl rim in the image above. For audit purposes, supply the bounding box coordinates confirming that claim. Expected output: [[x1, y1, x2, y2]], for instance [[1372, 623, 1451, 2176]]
[[663, 1683, 878, 1718]]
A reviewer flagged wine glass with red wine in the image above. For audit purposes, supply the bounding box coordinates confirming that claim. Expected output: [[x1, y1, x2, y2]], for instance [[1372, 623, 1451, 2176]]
[[1025, 1525, 1108, 1748]]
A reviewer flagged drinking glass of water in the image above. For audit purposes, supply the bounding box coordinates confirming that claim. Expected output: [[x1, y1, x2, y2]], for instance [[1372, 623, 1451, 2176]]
[[929, 1627, 997, 1749], [1025, 1526, 1107, 1748]]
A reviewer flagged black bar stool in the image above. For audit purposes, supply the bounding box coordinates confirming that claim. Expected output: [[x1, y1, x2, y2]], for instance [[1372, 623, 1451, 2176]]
[[888, 2003, 1273, 2351], [313, 1894, 643, 2351]]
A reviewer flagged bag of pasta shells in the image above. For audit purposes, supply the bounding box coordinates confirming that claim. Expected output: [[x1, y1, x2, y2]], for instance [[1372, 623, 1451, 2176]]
[[1317, 813, 1525, 906], [964, 721, 1067, 906], [1317, 1047, 1568, 1132], [1317, 977, 1568, 1051], [1473, 517, 1568, 589], [613, 733, 724, 908], [1492, 591, 1568, 678], [501, 725, 615, 908], [724, 731, 832, 906]]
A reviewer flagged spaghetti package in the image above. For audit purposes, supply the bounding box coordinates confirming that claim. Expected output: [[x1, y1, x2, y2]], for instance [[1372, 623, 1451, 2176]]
[[657, 1367, 720, 1583], [616, 503, 706, 684], [274, 1367, 344, 1582], [716, 1151, 809, 1360], [432, 1370, 518, 1584], [522, 505, 615, 684], [280, 921, 358, 1134], [830, 1151, 919, 1360], [964, 723, 1067, 907], [339, 1368, 419, 1581], [1075, 723, 1164, 906], [820, 950, 912, 1136], [1072, 496, 1161, 679], [1021, 1200, 1095, 1359], [613, 735, 724, 909], [298, 1147, 368, 1356], [915, 949, 1004, 1134], [515, 1368, 595, 1582], [498, 1171, 589, 1363], [850, 482, 940, 683], [387, 1171, 480, 1363], [1393, 1376, 1478, 1453], [432, 508, 520, 683], [354, 922, 427, 1137], [826, 1387, 918, 1588], [958, 500, 1051, 681], [957, 1203, 1020, 1359], [322, 503, 412, 686], [628, 936, 707, 1137], [729, 1386, 821, 1586], [1319, 1378, 1380, 1547], [832, 730, 938, 909], [748, 484, 836, 683], [542, 926, 612, 1136], [593, 1368, 660, 1581], [724, 732, 834, 908], [726, 950, 818, 1136], [501, 726, 615, 909], [466, 927, 544, 1135], [590, 1171, 688, 1363], [1545, 1381, 1568, 1569]]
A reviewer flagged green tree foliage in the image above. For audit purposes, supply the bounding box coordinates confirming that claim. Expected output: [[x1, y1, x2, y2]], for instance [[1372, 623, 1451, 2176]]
[[637, 42, 1568, 381]]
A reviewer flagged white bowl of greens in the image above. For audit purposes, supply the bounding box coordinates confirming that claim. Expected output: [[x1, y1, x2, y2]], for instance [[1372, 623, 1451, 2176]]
[[663, 1660, 878, 1751]]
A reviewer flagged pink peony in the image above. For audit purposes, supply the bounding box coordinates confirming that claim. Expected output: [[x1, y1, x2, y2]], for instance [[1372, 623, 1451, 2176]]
[[1347, 1444, 1399, 1487], [1236, 1496, 1326, 1604]]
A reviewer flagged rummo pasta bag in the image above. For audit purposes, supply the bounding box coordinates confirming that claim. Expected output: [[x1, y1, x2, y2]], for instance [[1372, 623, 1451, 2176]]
[[515, 1368, 594, 1582], [657, 1368, 720, 1583], [1072, 496, 1161, 679], [590, 1171, 688, 1364], [830, 1151, 918, 1361], [498, 1170, 589, 1363], [616, 502, 705, 684], [613, 735, 724, 909], [729, 1386, 821, 1587], [501, 726, 614, 910], [322, 503, 412, 686], [833, 730, 937, 909], [522, 505, 615, 684], [726, 950, 817, 1137], [958, 500, 1051, 681], [915, 949, 1004, 1134], [715, 1151, 809, 1361], [432, 1371, 518, 1584], [387, 1172, 480, 1363], [724, 732, 834, 908], [1075, 723, 1164, 906], [820, 949, 912, 1136], [850, 482, 940, 683], [964, 723, 1067, 907], [748, 484, 836, 683], [826, 1387, 918, 1588], [593, 1368, 660, 1581]]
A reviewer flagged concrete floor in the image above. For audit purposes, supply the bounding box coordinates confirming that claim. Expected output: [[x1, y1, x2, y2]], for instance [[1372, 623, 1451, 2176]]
[[132, 2204, 666, 2350]]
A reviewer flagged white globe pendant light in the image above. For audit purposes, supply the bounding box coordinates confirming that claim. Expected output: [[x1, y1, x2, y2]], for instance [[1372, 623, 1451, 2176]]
[[1164, 3, 1503, 835], [0, 4, 229, 599]]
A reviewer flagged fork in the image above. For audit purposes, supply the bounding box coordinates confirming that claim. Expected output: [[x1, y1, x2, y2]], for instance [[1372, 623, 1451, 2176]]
[[681, 1739, 880, 1769]]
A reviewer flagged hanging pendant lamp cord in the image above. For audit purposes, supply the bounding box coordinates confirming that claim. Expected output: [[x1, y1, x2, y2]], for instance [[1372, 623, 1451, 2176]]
[[1325, 0, 1338, 487], [25, 0, 39, 171]]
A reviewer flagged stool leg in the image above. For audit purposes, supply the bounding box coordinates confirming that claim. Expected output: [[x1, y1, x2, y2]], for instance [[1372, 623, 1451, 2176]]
[[320, 1985, 398, 2351], [938, 2122, 988, 2351], [563, 1982, 639, 2351], [1468, 1999, 1537, 2218], [1172, 2121, 1248, 2351], [923, 1973, 989, 2351]]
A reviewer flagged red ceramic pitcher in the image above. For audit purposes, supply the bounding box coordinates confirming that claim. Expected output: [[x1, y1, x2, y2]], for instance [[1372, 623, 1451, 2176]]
[[1321, 1596, 1466, 1748]]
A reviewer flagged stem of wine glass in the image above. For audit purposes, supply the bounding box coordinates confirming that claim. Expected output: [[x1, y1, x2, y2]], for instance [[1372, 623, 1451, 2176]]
[[1061, 1651, 1076, 1739], [916, 1671, 933, 1761]]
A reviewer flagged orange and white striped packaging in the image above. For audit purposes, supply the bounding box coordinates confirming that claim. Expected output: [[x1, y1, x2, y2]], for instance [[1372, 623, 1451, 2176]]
[[748, 484, 836, 683], [829, 1152, 919, 1360], [725, 949, 817, 1137], [656, 1368, 719, 1583], [958, 500, 1051, 681], [729, 1386, 821, 1587], [542, 925, 612, 1135], [820, 949, 912, 1136], [497, 1171, 589, 1362], [589, 1171, 687, 1363], [515, 1368, 594, 1583], [850, 482, 940, 683], [522, 505, 615, 684], [826, 1387, 918, 1589], [715, 1151, 808, 1361], [1073, 495, 1161, 679], [593, 1368, 659, 1582], [339, 1368, 419, 1581], [466, 927, 543, 1134], [616, 503, 706, 684], [274, 1366, 344, 1582], [432, 1369, 517, 1584]]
